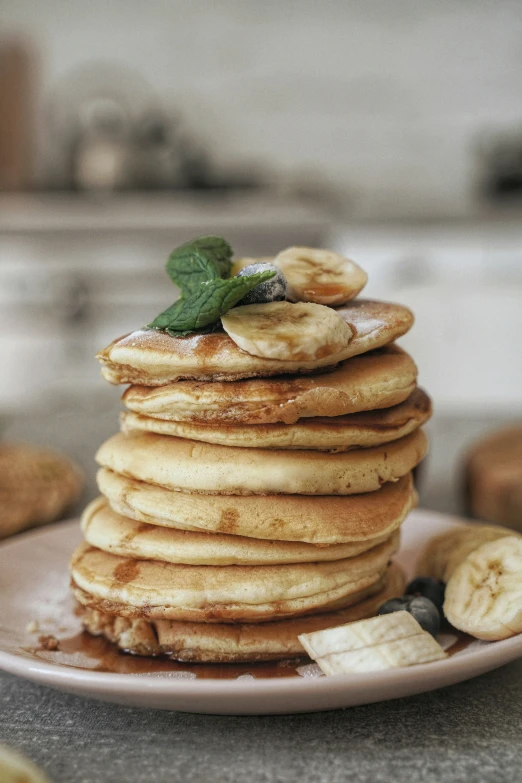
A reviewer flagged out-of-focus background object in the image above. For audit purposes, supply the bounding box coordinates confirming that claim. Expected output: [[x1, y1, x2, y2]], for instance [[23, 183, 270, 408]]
[[1, 0, 521, 517], [464, 426, 522, 532], [0, 443, 84, 539], [0, 38, 35, 191], [0, 743, 53, 783]]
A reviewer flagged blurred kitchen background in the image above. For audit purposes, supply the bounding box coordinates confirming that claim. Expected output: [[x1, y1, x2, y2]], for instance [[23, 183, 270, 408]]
[[1, 0, 522, 519]]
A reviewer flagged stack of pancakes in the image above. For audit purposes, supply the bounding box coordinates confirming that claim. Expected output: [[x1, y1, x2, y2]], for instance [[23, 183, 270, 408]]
[[70, 299, 431, 662]]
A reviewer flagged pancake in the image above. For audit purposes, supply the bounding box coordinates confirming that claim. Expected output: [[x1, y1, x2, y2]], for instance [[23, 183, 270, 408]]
[[97, 299, 413, 384], [121, 388, 431, 451], [122, 345, 417, 426], [96, 429, 427, 496], [97, 469, 416, 544], [70, 531, 400, 623], [83, 497, 394, 565], [77, 563, 405, 661]]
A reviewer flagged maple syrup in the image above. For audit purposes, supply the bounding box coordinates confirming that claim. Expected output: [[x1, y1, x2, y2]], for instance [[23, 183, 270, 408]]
[[27, 627, 476, 681], [30, 631, 305, 680]]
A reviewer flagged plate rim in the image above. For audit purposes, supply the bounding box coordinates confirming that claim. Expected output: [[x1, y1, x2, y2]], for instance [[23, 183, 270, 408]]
[[1, 511, 522, 702], [1, 632, 522, 696]]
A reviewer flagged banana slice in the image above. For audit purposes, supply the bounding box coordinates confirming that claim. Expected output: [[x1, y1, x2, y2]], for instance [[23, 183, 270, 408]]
[[417, 524, 518, 583], [444, 535, 522, 641], [231, 257, 273, 276], [318, 634, 446, 674], [273, 247, 368, 306], [299, 610, 422, 658], [299, 610, 446, 675], [221, 301, 353, 361]]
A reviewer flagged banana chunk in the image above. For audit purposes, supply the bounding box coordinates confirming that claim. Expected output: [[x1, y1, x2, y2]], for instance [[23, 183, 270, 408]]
[[444, 535, 522, 641], [299, 610, 446, 675], [299, 610, 421, 658], [417, 524, 518, 582], [274, 247, 368, 306], [319, 634, 446, 674], [221, 301, 353, 361]]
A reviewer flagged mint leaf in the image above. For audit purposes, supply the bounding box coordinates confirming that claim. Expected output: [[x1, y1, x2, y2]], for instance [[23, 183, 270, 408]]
[[148, 270, 276, 335], [165, 235, 233, 294]]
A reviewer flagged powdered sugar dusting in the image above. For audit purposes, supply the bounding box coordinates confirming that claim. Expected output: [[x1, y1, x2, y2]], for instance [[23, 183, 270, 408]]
[[297, 663, 324, 678]]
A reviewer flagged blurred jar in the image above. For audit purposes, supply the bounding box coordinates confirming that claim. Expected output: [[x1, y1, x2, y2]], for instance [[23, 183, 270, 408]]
[[73, 98, 131, 191], [132, 112, 186, 189]]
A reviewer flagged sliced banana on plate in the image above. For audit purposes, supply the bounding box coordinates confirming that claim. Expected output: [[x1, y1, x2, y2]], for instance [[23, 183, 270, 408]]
[[444, 535, 522, 641], [416, 524, 518, 583], [317, 633, 447, 674], [221, 301, 353, 361], [299, 610, 446, 675], [273, 247, 368, 306]]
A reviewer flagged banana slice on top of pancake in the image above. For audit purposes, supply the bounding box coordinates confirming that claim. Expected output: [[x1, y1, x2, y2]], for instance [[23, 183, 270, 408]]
[[221, 301, 353, 361], [97, 299, 413, 384], [274, 247, 368, 306]]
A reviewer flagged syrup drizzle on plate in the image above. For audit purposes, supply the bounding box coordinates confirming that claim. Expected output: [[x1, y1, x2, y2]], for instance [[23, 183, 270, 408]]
[[28, 631, 305, 679], [25, 626, 475, 680]]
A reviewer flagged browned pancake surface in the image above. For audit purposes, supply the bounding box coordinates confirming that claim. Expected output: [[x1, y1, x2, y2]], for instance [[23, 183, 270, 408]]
[[98, 299, 413, 384], [78, 563, 405, 661], [70, 532, 400, 623], [121, 388, 431, 451], [122, 345, 418, 425], [97, 469, 416, 544]]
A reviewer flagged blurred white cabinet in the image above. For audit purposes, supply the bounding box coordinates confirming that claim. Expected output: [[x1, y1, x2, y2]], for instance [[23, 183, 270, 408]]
[[398, 285, 522, 411], [335, 220, 522, 413]]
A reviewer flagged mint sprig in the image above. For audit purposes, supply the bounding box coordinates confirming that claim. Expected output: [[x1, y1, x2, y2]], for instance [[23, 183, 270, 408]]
[[148, 270, 276, 336], [147, 234, 272, 337], [166, 235, 233, 295]]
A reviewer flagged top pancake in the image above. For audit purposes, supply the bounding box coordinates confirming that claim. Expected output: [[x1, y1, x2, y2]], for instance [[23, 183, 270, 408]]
[[122, 345, 417, 425], [97, 299, 413, 384]]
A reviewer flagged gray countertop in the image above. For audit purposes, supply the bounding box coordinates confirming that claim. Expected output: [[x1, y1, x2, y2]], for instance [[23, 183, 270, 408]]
[[2, 661, 522, 783]]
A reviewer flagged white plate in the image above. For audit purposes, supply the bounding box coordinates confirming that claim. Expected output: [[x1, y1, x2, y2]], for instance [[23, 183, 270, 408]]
[[1, 509, 521, 715]]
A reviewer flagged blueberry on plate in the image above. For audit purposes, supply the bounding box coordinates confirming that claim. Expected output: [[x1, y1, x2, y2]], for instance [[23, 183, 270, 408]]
[[377, 595, 441, 638], [236, 263, 288, 305], [405, 576, 445, 613], [376, 597, 409, 615]]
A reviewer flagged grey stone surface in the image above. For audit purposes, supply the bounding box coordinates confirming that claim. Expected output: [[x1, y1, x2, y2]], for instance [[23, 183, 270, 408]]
[[2, 661, 522, 783]]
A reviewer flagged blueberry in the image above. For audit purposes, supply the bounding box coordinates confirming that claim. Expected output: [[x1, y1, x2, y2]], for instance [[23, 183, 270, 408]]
[[236, 263, 288, 305], [405, 577, 445, 613], [377, 595, 441, 638], [406, 596, 441, 638], [376, 597, 409, 615]]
